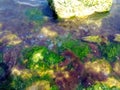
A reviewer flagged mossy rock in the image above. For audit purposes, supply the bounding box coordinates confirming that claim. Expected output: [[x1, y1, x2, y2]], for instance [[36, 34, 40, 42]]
[[48, 0, 112, 18]]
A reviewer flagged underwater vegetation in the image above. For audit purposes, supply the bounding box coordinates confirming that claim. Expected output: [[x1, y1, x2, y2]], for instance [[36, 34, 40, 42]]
[[21, 46, 63, 70], [10, 74, 55, 90], [0, 0, 120, 90], [1, 37, 120, 90], [57, 38, 91, 60], [0, 71, 57, 90], [25, 8, 47, 26], [99, 42, 120, 62]]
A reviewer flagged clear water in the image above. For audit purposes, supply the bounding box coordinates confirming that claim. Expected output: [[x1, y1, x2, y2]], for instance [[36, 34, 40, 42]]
[[0, 1, 120, 54], [0, 1, 120, 90]]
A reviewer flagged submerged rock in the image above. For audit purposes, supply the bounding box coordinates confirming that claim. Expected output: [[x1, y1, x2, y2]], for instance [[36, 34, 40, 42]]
[[113, 61, 120, 76], [101, 77, 120, 88], [114, 34, 120, 42], [48, 0, 113, 18], [26, 81, 50, 90], [82, 35, 108, 44], [84, 59, 111, 76], [82, 35, 102, 43], [0, 31, 22, 46]]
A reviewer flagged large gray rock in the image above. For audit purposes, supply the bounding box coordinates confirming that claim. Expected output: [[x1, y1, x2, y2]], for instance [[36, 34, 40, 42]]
[[48, 0, 113, 18]]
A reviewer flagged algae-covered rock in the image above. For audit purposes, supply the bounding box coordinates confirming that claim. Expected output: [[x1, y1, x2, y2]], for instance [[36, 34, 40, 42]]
[[82, 35, 108, 44], [40, 27, 58, 38], [85, 59, 111, 76], [22, 46, 63, 70], [0, 31, 22, 45], [114, 34, 120, 42], [48, 0, 113, 18], [82, 35, 102, 44], [101, 77, 120, 88], [26, 81, 50, 90]]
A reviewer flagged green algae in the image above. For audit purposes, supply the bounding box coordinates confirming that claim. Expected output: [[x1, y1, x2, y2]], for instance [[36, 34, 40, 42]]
[[2, 70, 56, 90], [50, 85, 59, 90], [58, 39, 91, 60], [22, 46, 63, 70], [9, 74, 52, 90], [99, 42, 120, 62], [2, 38, 120, 90]]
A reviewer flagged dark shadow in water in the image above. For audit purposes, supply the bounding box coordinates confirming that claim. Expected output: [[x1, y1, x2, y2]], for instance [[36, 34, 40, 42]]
[[0, 63, 10, 81], [41, 4, 58, 22]]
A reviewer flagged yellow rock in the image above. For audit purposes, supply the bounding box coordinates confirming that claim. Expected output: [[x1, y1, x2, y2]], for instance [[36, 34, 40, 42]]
[[85, 59, 111, 75], [82, 35, 102, 43], [11, 67, 33, 79], [113, 61, 120, 75], [0, 31, 22, 45], [40, 27, 58, 38], [114, 34, 120, 42], [37, 69, 54, 78]]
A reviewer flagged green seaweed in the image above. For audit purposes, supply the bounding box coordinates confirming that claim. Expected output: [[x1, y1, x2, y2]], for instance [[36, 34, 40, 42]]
[[44, 51, 64, 65], [22, 46, 48, 70], [72, 44, 90, 60], [9, 74, 47, 90], [59, 39, 91, 60], [22, 46, 63, 70], [99, 42, 120, 62], [50, 85, 59, 90], [8, 73, 58, 90]]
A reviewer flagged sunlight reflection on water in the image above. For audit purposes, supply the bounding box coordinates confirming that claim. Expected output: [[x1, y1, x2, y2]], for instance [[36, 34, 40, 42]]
[[13, 0, 48, 7]]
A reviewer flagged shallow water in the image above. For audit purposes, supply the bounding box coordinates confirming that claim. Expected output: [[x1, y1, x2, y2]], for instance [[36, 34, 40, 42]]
[[0, 1, 120, 34], [0, 1, 120, 90], [0, 1, 120, 51]]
